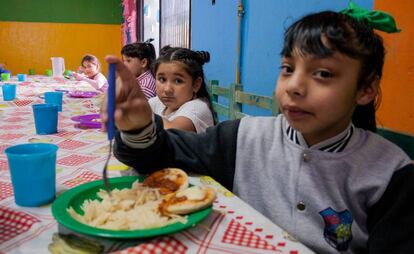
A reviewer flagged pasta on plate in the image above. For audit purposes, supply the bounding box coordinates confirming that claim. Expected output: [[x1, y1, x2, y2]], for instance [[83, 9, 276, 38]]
[[67, 168, 216, 231], [67, 180, 187, 230]]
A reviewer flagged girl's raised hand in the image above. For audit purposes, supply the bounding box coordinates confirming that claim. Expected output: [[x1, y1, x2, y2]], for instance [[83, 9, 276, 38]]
[[100, 55, 153, 132]]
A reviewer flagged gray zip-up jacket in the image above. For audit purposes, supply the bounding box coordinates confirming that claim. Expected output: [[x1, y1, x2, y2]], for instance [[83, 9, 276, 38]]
[[114, 114, 414, 253]]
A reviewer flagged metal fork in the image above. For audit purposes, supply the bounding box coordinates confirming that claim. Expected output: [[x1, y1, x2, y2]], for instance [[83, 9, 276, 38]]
[[103, 63, 116, 194], [103, 139, 113, 193]]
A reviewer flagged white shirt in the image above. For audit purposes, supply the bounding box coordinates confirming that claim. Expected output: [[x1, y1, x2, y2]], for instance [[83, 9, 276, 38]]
[[78, 72, 108, 92], [149, 97, 214, 133]]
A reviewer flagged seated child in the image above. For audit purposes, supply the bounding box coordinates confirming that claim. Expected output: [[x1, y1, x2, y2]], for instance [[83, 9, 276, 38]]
[[148, 46, 215, 133], [101, 3, 414, 253], [73, 54, 108, 92], [121, 40, 156, 99]]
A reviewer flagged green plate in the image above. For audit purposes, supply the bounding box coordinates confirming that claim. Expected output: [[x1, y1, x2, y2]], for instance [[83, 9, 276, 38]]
[[52, 176, 212, 239]]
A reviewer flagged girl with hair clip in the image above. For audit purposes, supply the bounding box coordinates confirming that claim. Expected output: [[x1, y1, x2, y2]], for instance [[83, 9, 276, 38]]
[[102, 3, 413, 253], [147, 46, 215, 133], [73, 54, 108, 92], [121, 39, 157, 99]]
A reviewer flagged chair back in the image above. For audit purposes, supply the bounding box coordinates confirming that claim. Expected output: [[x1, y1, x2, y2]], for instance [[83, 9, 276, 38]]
[[208, 80, 231, 120], [233, 86, 279, 119], [377, 128, 414, 160], [208, 80, 279, 121]]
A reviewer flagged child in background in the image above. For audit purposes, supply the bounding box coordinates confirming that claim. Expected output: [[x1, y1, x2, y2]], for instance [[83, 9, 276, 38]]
[[101, 3, 413, 253], [121, 40, 156, 99], [148, 46, 215, 133], [73, 54, 108, 92]]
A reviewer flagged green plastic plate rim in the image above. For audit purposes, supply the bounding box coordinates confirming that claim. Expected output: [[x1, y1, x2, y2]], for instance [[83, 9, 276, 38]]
[[51, 176, 212, 239]]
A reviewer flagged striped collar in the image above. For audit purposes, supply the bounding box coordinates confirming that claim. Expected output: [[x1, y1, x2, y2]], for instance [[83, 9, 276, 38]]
[[286, 124, 354, 153], [137, 70, 152, 82]]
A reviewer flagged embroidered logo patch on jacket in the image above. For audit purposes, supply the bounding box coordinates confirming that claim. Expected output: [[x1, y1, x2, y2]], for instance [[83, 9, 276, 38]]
[[319, 207, 353, 251]]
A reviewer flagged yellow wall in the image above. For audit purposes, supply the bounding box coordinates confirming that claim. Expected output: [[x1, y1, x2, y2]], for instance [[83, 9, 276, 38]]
[[374, 0, 414, 135], [0, 21, 121, 76]]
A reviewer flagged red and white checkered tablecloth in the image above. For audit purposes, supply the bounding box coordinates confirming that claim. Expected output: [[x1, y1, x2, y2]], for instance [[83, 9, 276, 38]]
[[0, 77, 314, 253]]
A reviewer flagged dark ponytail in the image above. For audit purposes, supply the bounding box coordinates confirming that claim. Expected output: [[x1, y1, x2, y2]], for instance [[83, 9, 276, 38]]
[[194, 51, 210, 64]]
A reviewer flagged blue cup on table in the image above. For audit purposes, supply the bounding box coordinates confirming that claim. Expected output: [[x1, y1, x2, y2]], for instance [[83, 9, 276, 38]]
[[44, 91, 63, 111], [17, 73, 27, 82], [32, 104, 59, 134], [5, 143, 59, 207], [2, 84, 16, 101]]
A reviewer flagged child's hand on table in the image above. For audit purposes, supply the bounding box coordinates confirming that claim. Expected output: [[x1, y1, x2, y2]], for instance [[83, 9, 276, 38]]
[[72, 72, 86, 81]]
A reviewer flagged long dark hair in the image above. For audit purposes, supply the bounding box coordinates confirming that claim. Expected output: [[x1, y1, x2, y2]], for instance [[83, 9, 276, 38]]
[[154, 46, 217, 124], [281, 11, 385, 132]]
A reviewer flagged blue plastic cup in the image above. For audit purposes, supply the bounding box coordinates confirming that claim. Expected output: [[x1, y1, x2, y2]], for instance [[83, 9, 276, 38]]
[[44, 91, 63, 111], [2, 84, 16, 101], [17, 73, 27, 82], [5, 143, 59, 207], [32, 104, 59, 134]]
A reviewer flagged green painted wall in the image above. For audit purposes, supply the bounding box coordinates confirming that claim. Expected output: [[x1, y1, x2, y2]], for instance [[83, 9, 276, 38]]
[[0, 0, 122, 24]]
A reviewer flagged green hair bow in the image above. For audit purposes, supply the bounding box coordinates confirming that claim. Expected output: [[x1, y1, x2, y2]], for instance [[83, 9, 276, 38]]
[[340, 1, 401, 33]]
